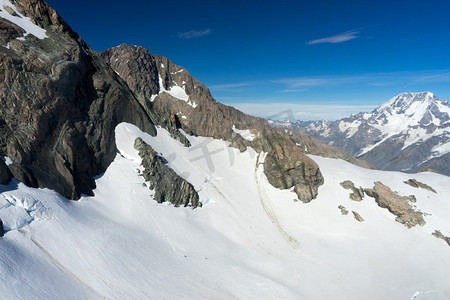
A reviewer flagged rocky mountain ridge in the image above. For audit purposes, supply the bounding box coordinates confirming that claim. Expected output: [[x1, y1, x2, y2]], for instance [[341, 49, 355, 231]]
[[102, 44, 373, 202], [0, 0, 369, 204], [276, 92, 450, 176]]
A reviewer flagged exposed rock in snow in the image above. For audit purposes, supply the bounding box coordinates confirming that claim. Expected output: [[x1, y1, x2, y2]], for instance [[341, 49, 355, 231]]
[[134, 137, 200, 208], [364, 182, 425, 228], [340, 180, 364, 201], [432, 230, 450, 246], [404, 179, 437, 193], [338, 205, 349, 215], [352, 211, 364, 222]]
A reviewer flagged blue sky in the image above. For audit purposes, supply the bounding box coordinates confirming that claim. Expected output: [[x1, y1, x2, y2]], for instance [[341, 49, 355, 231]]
[[46, 0, 450, 120]]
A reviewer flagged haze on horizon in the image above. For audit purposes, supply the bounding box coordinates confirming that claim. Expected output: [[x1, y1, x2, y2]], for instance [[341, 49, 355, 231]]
[[46, 0, 450, 120]]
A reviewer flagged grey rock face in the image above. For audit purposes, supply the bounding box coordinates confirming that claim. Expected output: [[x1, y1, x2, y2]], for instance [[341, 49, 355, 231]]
[[0, 0, 156, 199], [404, 179, 437, 193], [134, 138, 200, 208], [364, 182, 424, 228]]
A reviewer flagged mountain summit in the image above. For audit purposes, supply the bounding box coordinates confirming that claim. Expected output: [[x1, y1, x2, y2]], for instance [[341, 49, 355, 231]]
[[290, 92, 450, 175]]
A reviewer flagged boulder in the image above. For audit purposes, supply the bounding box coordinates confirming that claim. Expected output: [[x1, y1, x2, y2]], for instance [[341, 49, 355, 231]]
[[364, 182, 424, 228]]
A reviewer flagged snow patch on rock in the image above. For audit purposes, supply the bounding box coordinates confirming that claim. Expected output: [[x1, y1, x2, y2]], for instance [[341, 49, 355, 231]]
[[0, 0, 47, 39], [232, 125, 256, 141]]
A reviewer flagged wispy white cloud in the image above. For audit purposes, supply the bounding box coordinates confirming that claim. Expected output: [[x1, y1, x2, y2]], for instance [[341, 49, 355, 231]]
[[229, 102, 377, 121], [413, 72, 450, 83], [208, 81, 265, 91], [178, 29, 211, 39], [307, 29, 360, 45], [277, 89, 308, 93], [272, 77, 329, 87], [209, 69, 450, 98]]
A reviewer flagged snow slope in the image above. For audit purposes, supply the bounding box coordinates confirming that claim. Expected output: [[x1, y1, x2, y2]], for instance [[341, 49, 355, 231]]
[[1, 123, 450, 299], [0, 0, 47, 39]]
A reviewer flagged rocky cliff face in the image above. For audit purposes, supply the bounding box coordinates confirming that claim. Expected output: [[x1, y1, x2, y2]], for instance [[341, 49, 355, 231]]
[[0, 0, 156, 199], [102, 44, 329, 203], [0, 157, 11, 184]]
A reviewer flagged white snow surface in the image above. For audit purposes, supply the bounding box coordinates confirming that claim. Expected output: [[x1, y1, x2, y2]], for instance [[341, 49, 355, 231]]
[[155, 75, 197, 108], [232, 125, 256, 141], [0, 0, 47, 39], [338, 120, 361, 138], [1, 122, 450, 299]]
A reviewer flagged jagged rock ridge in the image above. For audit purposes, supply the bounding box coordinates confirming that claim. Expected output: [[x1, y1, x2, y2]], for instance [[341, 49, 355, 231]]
[[134, 137, 200, 208]]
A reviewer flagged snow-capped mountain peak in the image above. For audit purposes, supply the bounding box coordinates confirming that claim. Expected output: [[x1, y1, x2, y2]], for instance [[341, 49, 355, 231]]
[[373, 91, 445, 127], [282, 92, 450, 176]]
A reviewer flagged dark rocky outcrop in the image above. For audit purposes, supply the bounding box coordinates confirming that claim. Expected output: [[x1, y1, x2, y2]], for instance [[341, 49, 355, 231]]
[[432, 230, 450, 247], [338, 205, 349, 215], [364, 182, 424, 228], [0, 157, 11, 184], [134, 138, 200, 208], [404, 179, 437, 193], [340, 180, 365, 201], [0, 218, 3, 237], [352, 211, 364, 222], [0, 0, 156, 199]]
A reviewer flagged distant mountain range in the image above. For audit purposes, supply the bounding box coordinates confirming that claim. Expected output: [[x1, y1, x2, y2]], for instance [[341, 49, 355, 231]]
[[271, 92, 450, 176]]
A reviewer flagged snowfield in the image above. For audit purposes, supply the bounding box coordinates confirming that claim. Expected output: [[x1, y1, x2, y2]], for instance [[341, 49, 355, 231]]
[[1, 123, 450, 299]]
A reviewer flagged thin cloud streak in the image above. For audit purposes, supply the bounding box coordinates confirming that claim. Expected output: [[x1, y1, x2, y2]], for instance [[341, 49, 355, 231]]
[[178, 28, 211, 39], [277, 89, 308, 93], [230, 102, 378, 121], [210, 69, 450, 92], [209, 80, 266, 91], [307, 29, 360, 45]]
